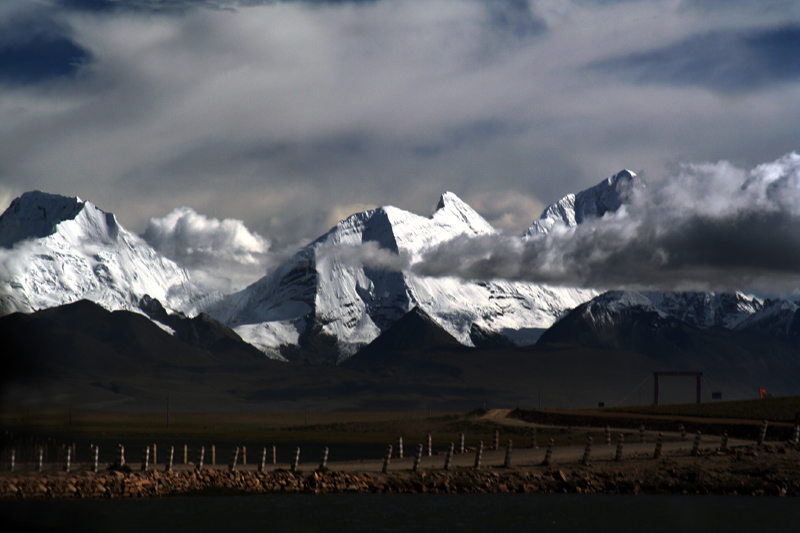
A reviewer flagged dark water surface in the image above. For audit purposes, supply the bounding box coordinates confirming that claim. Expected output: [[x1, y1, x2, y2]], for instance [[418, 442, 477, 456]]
[[2, 493, 798, 532]]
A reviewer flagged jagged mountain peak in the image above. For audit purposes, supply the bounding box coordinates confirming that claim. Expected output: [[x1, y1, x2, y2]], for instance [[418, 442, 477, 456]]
[[433, 191, 496, 236], [642, 291, 762, 329], [525, 169, 638, 236], [591, 290, 660, 312], [0, 191, 117, 248], [556, 289, 768, 336], [210, 189, 592, 363], [0, 190, 215, 318]]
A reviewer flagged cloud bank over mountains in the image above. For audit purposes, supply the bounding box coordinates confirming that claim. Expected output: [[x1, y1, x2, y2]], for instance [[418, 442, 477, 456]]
[[133, 151, 800, 297], [2, 0, 800, 248], [143, 206, 270, 292], [415, 152, 800, 295]]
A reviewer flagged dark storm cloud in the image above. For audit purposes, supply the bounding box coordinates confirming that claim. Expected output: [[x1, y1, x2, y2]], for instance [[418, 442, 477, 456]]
[[590, 25, 800, 93], [0, 7, 91, 85], [2, 0, 800, 279], [412, 153, 800, 293]]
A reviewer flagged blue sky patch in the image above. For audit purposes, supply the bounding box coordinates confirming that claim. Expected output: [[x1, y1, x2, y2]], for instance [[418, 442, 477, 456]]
[[0, 13, 91, 86], [589, 25, 800, 93]]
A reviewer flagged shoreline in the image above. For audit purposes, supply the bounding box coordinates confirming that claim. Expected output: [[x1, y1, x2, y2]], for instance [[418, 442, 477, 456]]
[[3, 442, 798, 498]]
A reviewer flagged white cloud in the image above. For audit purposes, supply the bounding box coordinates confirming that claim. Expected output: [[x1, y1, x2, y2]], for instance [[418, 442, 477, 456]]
[[142, 206, 270, 291], [0, 185, 19, 214], [0, 0, 798, 248], [415, 152, 800, 294]]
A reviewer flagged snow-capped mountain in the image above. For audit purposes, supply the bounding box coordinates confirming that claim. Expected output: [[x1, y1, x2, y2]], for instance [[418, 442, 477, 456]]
[[641, 291, 762, 329], [524, 169, 775, 338], [209, 192, 595, 363], [554, 290, 763, 333], [736, 299, 800, 342], [0, 191, 215, 317], [525, 169, 637, 236], [535, 290, 681, 352]]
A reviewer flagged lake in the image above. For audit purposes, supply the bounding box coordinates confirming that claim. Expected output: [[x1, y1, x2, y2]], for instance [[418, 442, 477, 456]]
[[2, 493, 798, 532]]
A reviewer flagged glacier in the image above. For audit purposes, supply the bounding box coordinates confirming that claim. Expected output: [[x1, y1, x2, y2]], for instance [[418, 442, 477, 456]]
[[207, 191, 597, 362], [6, 167, 791, 365], [0, 191, 216, 318]]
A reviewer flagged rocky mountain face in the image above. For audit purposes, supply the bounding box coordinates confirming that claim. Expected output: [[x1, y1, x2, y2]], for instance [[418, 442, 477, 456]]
[[5, 171, 800, 371], [0, 191, 216, 318], [525, 169, 638, 236], [207, 192, 595, 364], [534, 290, 800, 399]]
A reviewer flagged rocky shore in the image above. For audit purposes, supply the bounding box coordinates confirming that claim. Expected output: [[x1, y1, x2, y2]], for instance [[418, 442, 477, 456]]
[[2, 442, 799, 498]]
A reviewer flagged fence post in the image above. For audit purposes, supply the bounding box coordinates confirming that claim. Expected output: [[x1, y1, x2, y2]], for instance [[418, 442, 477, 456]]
[[141, 446, 149, 471], [653, 433, 664, 459], [581, 437, 592, 466], [319, 447, 329, 471], [242, 446, 247, 466], [259, 447, 267, 473], [691, 431, 702, 456], [542, 439, 554, 466], [183, 444, 188, 465], [614, 434, 624, 462], [291, 446, 300, 472], [229, 447, 239, 472], [444, 443, 454, 470], [458, 433, 465, 454], [64, 447, 72, 473], [758, 420, 768, 446], [426, 434, 432, 457], [272, 445, 277, 465], [152, 444, 157, 465], [166, 446, 174, 472], [504, 440, 513, 468], [117, 444, 126, 467], [397, 437, 403, 458], [382, 445, 393, 474], [91, 445, 99, 473], [474, 441, 483, 469], [211, 445, 216, 466], [197, 446, 205, 470], [413, 443, 423, 472]]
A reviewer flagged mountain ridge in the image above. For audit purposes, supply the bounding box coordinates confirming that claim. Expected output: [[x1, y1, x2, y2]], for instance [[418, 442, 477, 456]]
[[0, 191, 216, 318], [208, 190, 596, 363]]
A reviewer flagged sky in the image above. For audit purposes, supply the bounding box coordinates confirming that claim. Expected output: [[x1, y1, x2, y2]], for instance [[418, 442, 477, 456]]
[[2, 0, 800, 293]]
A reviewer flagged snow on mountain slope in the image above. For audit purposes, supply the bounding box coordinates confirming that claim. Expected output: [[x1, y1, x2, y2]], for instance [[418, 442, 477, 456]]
[[735, 298, 800, 341], [570, 290, 763, 331], [641, 291, 761, 329], [525, 171, 769, 333], [209, 191, 594, 362], [535, 290, 672, 346], [525, 169, 637, 236], [0, 191, 216, 317]]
